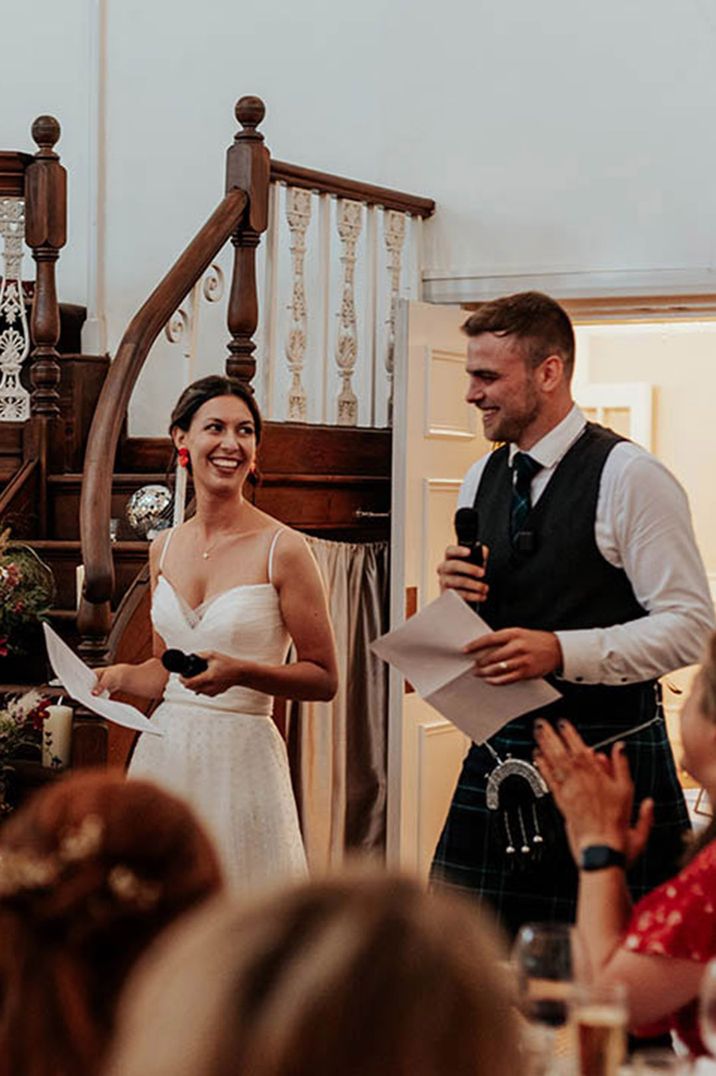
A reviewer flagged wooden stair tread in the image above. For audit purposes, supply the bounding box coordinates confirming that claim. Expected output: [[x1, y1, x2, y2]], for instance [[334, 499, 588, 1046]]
[[47, 473, 170, 486], [26, 539, 148, 551]]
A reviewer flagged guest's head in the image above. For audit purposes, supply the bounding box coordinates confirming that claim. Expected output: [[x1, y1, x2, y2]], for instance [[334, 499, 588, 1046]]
[[106, 871, 518, 1076], [681, 632, 716, 795], [0, 769, 222, 1076]]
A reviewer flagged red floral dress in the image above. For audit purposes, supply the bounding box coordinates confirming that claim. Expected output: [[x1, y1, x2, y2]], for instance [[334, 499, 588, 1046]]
[[622, 839, 716, 1055]]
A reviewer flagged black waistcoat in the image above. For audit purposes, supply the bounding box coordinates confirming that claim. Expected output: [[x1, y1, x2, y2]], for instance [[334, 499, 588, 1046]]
[[475, 422, 655, 730]]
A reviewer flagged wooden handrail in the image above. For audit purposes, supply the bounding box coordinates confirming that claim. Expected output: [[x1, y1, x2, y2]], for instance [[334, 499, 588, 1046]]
[[0, 456, 39, 517], [0, 151, 33, 197], [77, 186, 248, 647], [270, 159, 435, 218]]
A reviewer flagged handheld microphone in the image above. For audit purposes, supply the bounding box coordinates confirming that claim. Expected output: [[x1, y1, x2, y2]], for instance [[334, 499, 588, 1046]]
[[454, 507, 483, 611], [161, 648, 209, 678], [454, 507, 483, 568]]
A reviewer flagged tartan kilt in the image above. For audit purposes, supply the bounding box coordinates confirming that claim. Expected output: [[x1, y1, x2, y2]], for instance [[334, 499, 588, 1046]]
[[430, 682, 690, 938]]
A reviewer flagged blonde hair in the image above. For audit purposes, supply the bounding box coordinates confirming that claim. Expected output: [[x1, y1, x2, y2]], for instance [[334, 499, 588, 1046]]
[[683, 632, 716, 864], [701, 633, 716, 721], [106, 872, 518, 1076]]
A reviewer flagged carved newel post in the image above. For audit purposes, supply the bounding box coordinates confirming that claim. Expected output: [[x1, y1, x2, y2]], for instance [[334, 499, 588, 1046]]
[[24, 116, 67, 416], [224, 96, 270, 390]]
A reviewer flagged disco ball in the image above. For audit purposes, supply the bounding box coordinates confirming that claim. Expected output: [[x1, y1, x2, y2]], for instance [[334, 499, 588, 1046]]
[[126, 484, 173, 539]]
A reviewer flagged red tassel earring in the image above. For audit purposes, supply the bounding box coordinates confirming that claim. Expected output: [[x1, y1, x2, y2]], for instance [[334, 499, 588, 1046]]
[[177, 447, 190, 469]]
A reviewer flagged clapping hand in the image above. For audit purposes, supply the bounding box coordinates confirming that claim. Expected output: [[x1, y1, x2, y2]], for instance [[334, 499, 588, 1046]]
[[533, 719, 654, 866]]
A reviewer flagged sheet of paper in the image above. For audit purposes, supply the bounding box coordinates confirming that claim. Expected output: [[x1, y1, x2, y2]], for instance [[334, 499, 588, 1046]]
[[43, 623, 163, 736], [371, 590, 560, 743]]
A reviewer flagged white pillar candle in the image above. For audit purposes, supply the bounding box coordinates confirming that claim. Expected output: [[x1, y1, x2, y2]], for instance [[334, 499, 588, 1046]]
[[42, 705, 74, 768], [76, 563, 85, 611]]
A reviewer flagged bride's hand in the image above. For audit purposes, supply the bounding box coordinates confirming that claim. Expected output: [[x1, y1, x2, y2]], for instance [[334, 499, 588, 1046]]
[[182, 652, 246, 697], [92, 664, 130, 697]]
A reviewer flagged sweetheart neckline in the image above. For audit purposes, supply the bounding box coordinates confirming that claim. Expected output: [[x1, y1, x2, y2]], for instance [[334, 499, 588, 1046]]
[[157, 573, 274, 620]]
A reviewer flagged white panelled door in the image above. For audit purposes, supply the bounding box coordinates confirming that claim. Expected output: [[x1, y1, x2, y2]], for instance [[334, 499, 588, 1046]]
[[575, 381, 653, 449], [387, 301, 491, 875]]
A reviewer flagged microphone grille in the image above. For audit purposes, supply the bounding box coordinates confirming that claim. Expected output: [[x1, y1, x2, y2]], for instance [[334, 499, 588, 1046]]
[[161, 648, 185, 674], [454, 507, 479, 546]]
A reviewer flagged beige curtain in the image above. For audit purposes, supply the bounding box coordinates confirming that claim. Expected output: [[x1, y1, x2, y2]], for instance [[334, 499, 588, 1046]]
[[288, 537, 389, 872]]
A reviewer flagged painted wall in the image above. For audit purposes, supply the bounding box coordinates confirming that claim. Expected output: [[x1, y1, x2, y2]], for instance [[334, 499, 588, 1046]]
[[4, 1, 716, 431], [0, 0, 92, 306]]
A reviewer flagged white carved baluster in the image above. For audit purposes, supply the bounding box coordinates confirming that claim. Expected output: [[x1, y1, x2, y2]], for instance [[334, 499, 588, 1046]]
[[165, 262, 225, 380], [335, 199, 363, 425], [383, 210, 406, 424], [284, 187, 312, 421], [0, 198, 31, 421]]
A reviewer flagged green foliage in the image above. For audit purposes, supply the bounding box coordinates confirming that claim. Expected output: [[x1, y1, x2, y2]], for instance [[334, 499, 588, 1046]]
[[0, 529, 54, 656]]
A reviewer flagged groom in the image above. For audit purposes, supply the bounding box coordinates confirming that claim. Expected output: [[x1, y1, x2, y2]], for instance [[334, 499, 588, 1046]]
[[431, 290, 714, 935]]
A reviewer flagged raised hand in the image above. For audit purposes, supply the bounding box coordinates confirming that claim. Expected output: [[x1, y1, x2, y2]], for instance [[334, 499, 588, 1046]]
[[534, 719, 653, 865]]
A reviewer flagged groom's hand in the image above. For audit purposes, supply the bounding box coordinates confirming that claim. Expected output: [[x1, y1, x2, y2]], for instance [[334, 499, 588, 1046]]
[[466, 627, 562, 684]]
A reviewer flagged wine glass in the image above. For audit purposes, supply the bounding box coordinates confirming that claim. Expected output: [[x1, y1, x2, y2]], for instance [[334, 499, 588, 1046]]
[[512, 922, 579, 1075], [698, 957, 716, 1056], [513, 921, 577, 1029]]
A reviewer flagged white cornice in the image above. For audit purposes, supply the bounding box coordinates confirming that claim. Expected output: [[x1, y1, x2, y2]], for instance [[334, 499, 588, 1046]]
[[421, 267, 716, 307]]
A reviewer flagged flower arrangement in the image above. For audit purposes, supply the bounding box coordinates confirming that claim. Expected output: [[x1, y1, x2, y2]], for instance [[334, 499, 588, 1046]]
[[0, 689, 50, 812], [0, 528, 54, 656]]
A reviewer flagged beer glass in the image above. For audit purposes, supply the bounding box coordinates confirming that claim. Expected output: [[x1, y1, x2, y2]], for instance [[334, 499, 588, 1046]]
[[572, 982, 627, 1076]]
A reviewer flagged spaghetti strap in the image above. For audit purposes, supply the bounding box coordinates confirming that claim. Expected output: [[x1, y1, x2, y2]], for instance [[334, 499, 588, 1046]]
[[158, 527, 176, 573], [267, 528, 285, 586]]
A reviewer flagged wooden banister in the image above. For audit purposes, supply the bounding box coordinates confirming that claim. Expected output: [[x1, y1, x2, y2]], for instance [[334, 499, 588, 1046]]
[[77, 95, 271, 662], [25, 116, 67, 418], [269, 160, 436, 218], [77, 185, 248, 660], [0, 152, 33, 197]]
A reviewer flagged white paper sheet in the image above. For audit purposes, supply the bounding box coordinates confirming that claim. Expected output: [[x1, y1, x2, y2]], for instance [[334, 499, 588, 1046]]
[[371, 590, 560, 743], [43, 623, 163, 736]]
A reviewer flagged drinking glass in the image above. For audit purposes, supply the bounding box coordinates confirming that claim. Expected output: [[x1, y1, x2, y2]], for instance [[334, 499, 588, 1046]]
[[632, 1048, 689, 1074], [512, 922, 578, 1074], [513, 922, 576, 1030], [571, 981, 628, 1076], [699, 957, 716, 1057]]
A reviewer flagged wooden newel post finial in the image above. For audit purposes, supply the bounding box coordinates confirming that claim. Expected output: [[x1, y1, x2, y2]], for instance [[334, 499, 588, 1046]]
[[25, 115, 67, 417], [225, 96, 270, 390]]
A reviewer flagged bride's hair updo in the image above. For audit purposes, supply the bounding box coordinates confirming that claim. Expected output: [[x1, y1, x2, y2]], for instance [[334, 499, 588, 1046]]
[[169, 376, 263, 444]]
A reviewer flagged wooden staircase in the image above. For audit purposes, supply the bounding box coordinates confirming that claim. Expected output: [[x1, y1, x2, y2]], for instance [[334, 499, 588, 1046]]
[[0, 96, 438, 796]]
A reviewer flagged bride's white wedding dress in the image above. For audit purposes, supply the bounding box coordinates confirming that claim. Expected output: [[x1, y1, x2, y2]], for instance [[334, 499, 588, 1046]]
[[128, 528, 307, 892]]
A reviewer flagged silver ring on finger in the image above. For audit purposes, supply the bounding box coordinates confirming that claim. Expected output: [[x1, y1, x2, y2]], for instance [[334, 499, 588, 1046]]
[[499, 660, 509, 672]]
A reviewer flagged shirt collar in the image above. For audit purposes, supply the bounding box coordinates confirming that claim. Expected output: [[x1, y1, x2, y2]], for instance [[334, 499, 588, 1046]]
[[508, 405, 587, 470]]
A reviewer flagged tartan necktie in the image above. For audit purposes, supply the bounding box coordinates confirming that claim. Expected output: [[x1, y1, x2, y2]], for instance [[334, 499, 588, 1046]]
[[510, 452, 543, 537]]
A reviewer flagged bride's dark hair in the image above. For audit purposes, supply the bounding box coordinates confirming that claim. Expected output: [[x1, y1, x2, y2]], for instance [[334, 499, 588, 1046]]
[[169, 376, 263, 444]]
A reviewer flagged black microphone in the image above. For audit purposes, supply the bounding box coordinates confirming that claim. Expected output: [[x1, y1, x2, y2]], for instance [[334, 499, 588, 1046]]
[[161, 648, 209, 678], [454, 507, 484, 611]]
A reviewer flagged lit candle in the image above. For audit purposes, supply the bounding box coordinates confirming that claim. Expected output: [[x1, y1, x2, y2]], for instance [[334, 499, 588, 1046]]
[[42, 705, 74, 768]]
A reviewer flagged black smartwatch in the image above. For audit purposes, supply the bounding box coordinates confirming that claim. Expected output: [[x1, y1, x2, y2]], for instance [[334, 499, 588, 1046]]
[[579, 845, 626, 872]]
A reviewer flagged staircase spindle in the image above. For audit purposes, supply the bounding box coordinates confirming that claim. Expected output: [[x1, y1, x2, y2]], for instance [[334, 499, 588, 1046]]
[[225, 96, 270, 390], [25, 116, 66, 417], [285, 186, 312, 420], [335, 199, 363, 426]]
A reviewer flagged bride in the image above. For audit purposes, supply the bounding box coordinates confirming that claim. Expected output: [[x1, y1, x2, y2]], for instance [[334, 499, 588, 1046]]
[[93, 375, 338, 892]]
